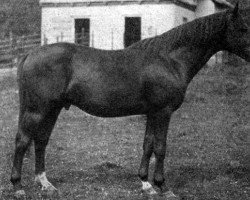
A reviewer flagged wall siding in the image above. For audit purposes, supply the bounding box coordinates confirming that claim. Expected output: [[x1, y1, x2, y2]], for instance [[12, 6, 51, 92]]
[[174, 5, 195, 26], [195, 0, 215, 18]]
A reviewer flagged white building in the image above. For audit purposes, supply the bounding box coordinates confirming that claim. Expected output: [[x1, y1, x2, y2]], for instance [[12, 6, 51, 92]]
[[40, 0, 232, 49], [196, 0, 232, 17]]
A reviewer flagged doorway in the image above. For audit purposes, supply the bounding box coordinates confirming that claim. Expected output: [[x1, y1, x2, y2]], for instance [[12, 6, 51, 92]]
[[75, 18, 90, 46], [124, 17, 141, 48]]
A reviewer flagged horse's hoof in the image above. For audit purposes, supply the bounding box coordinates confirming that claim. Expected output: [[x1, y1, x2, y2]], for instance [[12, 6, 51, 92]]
[[14, 190, 26, 199], [35, 172, 57, 194], [40, 187, 59, 198], [42, 185, 58, 196], [142, 187, 158, 195], [161, 190, 179, 200], [41, 184, 57, 191]]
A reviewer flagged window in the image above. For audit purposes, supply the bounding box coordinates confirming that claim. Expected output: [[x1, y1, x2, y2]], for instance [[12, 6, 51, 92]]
[[75, 18, 90, 46], [124, 17, 141, 48], [183, 17, 188, 24]]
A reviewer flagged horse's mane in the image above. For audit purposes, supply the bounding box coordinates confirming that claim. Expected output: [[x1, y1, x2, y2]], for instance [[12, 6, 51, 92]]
[[241, 6, 250, 21], [128, 10, 228, 53]]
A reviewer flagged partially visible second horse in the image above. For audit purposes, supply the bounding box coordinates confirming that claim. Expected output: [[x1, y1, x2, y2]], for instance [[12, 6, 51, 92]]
[[10, 4, 250, 198]]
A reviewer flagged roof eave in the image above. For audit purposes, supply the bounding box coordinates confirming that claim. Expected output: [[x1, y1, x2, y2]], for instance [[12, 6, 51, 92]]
[[212, 0, 233, 9]]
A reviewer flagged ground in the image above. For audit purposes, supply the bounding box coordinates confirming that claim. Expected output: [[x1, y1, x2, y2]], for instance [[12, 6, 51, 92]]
[[0, 63, 249, 200]]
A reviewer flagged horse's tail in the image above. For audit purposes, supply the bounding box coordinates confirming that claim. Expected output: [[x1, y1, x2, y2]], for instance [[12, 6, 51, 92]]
[[17, 54, 28, 84], [17, 54, 29, 113]]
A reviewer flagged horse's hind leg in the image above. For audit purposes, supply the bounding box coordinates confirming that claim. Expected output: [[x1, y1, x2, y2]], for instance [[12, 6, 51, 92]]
[[10, 105, 62, 197], [33, 106, 62, 192], [10, 111, 33, 196]]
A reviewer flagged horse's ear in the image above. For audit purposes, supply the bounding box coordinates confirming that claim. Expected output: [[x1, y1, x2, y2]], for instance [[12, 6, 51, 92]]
[[232, 2, 239, 18]]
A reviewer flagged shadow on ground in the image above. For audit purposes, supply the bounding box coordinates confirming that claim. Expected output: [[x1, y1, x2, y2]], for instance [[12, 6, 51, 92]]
[[56, 162, 139, 189]]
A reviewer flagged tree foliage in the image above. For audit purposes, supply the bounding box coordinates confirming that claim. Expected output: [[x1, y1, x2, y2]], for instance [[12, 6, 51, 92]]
[[0, 0, 40, 38]]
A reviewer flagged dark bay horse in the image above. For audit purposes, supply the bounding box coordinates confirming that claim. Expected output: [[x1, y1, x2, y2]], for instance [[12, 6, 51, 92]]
[[11, 4, 250, 198]]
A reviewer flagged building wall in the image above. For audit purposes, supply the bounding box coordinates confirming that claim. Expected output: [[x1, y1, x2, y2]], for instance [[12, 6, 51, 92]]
[[41, 3, 194, 49], [195, 0, 215, 18], [174, 5, 195, 26]]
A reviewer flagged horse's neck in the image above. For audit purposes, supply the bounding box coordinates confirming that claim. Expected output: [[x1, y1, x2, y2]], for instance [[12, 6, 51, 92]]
[[159, 12, 227, 83], [183, 45, 219, 83]]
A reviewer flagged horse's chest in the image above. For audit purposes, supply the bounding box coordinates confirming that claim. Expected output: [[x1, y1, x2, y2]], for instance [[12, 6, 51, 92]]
[[144, 75, 187, 111]]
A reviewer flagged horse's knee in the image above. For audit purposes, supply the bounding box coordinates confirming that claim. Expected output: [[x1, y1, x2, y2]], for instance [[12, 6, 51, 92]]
[[21, 112, 43, 132], [154, 140, 166, 155], [15, 132, 31, 152]]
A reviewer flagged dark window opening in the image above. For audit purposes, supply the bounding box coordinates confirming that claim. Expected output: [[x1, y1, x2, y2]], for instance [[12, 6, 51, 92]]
[[75, 18, 90, 46], [124, 17, 141, 48], [182, 17, 188, 23]]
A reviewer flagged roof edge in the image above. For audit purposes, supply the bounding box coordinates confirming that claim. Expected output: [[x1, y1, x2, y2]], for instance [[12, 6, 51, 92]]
[[40, 0, 196, 11], [212, 0, 234, 9]]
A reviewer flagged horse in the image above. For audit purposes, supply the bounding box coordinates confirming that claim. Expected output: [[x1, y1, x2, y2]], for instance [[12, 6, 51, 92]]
[[10, 3, 249, 198]]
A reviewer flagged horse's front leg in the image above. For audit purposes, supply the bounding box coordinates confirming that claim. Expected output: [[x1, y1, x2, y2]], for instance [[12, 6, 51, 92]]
[[152, 110, 169, 190], [138, 114, 155, 194], [138, 108, 172, 194], [152, 108, 177, 197], [139, 108, 177, 196]]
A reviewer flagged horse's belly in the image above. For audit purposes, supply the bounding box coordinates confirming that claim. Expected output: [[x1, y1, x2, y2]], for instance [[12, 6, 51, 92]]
[[77, 101, 147, 117], [66, 81, 147, 117]]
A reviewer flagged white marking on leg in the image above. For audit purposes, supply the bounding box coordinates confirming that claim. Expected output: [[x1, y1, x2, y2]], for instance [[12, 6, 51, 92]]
[[150, 156, 156, 164], [141, 181, 157, 195], [35, 172, 57, 191], [142, 181, 152, 190]]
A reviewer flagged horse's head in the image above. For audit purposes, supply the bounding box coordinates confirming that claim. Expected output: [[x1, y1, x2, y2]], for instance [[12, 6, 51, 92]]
[[225, 3, 250, 62]]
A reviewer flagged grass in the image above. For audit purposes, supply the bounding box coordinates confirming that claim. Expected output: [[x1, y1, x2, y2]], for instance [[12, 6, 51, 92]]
[[0, 63, 249, 200]]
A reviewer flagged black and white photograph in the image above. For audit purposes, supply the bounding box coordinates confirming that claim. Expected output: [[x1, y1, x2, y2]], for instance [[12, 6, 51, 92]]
[[0, 0, 249, 199]]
